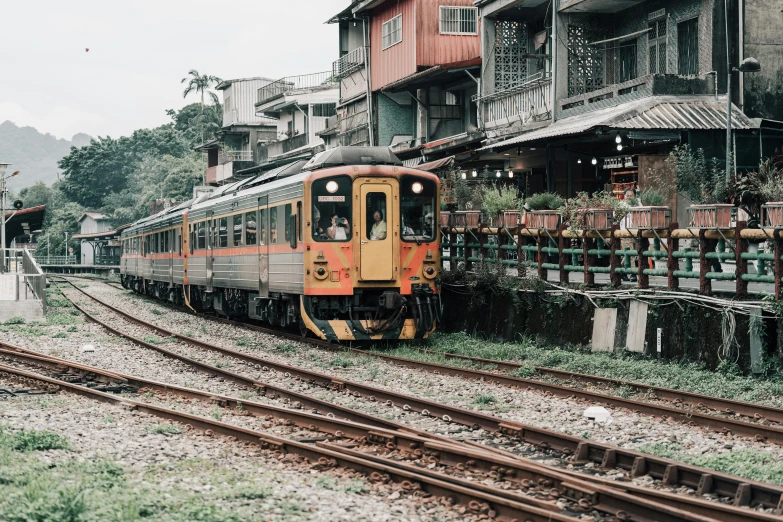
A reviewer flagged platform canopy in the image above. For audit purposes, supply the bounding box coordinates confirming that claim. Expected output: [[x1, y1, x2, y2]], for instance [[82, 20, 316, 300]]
[[4, 205, 46, 247]]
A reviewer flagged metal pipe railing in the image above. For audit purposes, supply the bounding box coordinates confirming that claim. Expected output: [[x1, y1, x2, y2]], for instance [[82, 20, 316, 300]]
[[441, 222, 783, 299]]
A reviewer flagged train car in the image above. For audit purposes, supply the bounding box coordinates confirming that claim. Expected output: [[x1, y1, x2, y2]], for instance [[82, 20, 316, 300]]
[[120, 147, 441, 341]]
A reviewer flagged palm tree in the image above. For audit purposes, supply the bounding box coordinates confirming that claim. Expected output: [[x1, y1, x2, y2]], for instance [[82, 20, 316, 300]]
[[181, 69, 222, 144]]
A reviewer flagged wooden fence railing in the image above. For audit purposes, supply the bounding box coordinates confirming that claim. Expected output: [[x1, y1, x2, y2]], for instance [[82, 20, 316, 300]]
[[440, 223, 783, 299]]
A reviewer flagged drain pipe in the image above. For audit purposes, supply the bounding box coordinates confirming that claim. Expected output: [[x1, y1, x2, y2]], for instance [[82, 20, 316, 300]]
[[550, 0, 558, 123], [362, 16, 375, 146], [705, 71, 718, 99]]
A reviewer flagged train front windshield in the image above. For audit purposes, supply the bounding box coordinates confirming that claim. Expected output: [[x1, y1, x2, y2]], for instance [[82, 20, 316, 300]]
[[401, 176, 436, 242]]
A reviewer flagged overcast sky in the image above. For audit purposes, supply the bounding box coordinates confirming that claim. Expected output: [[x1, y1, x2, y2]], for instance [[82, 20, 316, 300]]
[[0, 0, 346, 140]]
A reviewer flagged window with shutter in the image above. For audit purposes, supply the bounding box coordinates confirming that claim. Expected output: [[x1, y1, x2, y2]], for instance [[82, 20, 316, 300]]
[[439, 6, 477, 35], [382, 14, 402, 50], [677, 18, 699, 76], [648, 18, 667, 74]]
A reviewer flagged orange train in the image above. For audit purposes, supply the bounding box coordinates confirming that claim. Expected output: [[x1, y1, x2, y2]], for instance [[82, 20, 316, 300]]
[[120, 147, 442, 341]]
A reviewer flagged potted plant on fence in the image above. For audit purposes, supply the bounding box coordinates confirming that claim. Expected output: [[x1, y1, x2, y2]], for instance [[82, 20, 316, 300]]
[[523, 192, 564, 230], [626, 189, 671, 229], [481, 183, 521, 227], [560, 191, 628, 232]]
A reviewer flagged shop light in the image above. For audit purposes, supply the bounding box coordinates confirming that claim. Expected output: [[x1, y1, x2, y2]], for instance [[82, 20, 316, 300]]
[[508, 169, 514, 178], [461, 171, 467, 180], [472, 169, 478, 177], [496, 170, 501, 178], [577, 159, 582, 164], [617, 144, 623, 151], [591, 157, 598, 165], [615, 134, 622, 144]]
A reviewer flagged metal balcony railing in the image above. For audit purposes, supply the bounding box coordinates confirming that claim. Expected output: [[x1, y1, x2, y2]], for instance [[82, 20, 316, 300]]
[[332, 47, 366, 79], [257, 71, 337, 106], [475, 73, 553, 125], [219, 150, 253, 163]]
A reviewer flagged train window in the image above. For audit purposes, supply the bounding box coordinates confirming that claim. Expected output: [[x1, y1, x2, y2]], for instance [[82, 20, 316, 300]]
[[219, 217, 228, 248], [312, 176, 351, 242], [401, 176, 436, 243], [270, 207, 278, 244], [245, 211, 257, 246], [233, 214, 243, 247], [284, 204, 292, 243], [197, 222, 206, 250], [365, 193, 387, 241], [154, 233, 159, 253], [163, 231, 169, 253], [259, 209, 267, 245], [189, 225, 195, 254]]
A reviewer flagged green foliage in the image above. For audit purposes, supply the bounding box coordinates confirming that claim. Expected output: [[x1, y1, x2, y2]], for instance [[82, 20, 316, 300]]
[[329, 353, 356, 368], [524, 192, 564, 211], [473, 395, 496, 405], [442, 259, 522, 309], [648, 145, 729, 204], [640, 188, 667, 206], [4, 317, 25, 325], [481, 183, 520, 218], [0, 426, 70, 452], [275, 343, 298, 353], [744, 71, 783, 122], [560, 191, 627, 231], [441, 165, 473, 210]]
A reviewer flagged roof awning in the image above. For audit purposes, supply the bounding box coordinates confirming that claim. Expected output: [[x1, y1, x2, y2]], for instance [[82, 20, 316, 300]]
[[4, 205, 46, 246], [415, 156, 455, 172], [478, 96, 755, 151], [381, 58, 481, 93], [73, 224, 130, 241], [194, 138, 220, 152]]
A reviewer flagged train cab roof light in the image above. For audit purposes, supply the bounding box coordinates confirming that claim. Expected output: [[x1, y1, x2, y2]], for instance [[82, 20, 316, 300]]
[[411, 181, 424, 194], [326, 180, 339, 193]]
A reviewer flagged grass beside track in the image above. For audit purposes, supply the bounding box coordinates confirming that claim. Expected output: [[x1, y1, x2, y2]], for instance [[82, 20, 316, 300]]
[[380, 332, 783, 408]]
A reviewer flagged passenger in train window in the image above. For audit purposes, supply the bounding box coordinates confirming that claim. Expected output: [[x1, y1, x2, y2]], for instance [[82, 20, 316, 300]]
[[370, 210, 386, 240], [312, 206, 326, 239], [327, 213, 350, 240]]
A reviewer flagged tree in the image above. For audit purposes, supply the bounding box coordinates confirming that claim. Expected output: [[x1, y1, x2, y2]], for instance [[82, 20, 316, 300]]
[[181, 70, 222, 145]]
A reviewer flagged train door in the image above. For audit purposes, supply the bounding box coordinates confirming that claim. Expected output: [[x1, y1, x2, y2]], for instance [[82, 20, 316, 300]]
[[205, 210, 214, 292], [167, 228, 174, 285], [258, 195, 269, 298], [357, 180, 395, 281]]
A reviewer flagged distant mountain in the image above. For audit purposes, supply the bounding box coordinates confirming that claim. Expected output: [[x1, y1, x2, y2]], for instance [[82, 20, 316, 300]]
[[0, 121, 93, 192]]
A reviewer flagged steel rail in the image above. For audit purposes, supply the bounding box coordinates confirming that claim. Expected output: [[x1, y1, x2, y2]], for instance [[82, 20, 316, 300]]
[[410, 347, 783, 424], [0, 343, 735, 522], [0, 362, 588, 522], [55, 278, 783, 511], [51, 283, 468, 443], [96, 279, 783, 438]]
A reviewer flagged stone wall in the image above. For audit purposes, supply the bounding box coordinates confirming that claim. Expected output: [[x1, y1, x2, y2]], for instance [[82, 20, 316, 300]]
[[440, 286, 778, 373]]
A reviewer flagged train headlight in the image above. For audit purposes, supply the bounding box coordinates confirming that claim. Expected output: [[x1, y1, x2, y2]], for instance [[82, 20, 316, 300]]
[[423, 266, 437, 279], [326, 180, 339, 193], [314, 266, 329, 280], [411, 181, 423, 194]]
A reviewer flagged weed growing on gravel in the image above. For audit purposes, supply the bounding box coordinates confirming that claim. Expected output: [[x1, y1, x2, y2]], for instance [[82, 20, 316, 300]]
[[276, 343, 298, 353], [145, 423, 184, 435], [4, 317, 24, 325], [223, 482, 272, 500], [200, 325, 208, 334], [329, 353, 356, 368], [637, 443, 783, 484], [0, 425, 69, 451], [69, 309, 80, 316], [395, 332, 783, 407], [21, 326, 46, 337], [51, 332, 67, 339], [211, 407, 221, 420], [141, 336, 163, 344], [46, 312, 78, 325], [182, 331, 195, 338], [103, 415, 115, 424], [473, 395, 496, 405], [236, 337, 250, 347], [151, 308, 165, 316]]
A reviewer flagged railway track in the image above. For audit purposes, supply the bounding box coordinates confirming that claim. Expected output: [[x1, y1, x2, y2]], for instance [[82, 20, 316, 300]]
[[49, 277, 783, 512], [0, 339, 777, 522], [69, 279, 783, 445]]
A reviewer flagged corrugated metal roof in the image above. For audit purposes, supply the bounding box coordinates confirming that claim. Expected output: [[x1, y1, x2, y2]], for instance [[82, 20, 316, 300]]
[[478, 96, 754, 151]]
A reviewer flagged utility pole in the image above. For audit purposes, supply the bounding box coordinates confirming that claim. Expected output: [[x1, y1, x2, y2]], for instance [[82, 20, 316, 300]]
[[0, 163, 10, 273]]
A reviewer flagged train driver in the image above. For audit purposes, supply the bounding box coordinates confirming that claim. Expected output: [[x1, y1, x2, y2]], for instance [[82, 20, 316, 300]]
[[370, 210, 386, 240], [327, 213, 350, 240]]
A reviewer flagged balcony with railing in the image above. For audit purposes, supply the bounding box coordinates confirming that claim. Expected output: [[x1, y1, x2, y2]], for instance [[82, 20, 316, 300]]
[[219, 150, 253, 163], [257, 133, 311, 164], [256, 71, 338, 108], [332, 47, 366, 80], [476, 73, 553, 129]]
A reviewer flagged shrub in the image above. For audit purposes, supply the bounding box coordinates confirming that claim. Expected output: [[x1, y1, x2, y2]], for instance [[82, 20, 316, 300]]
[[481, 183, 520, 217], [560, 191, 627, 231], [4, 317, 24, 325], [0, 426, 69, 452], [525, 192, 564, 211], [640, 188, 667, 206]]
